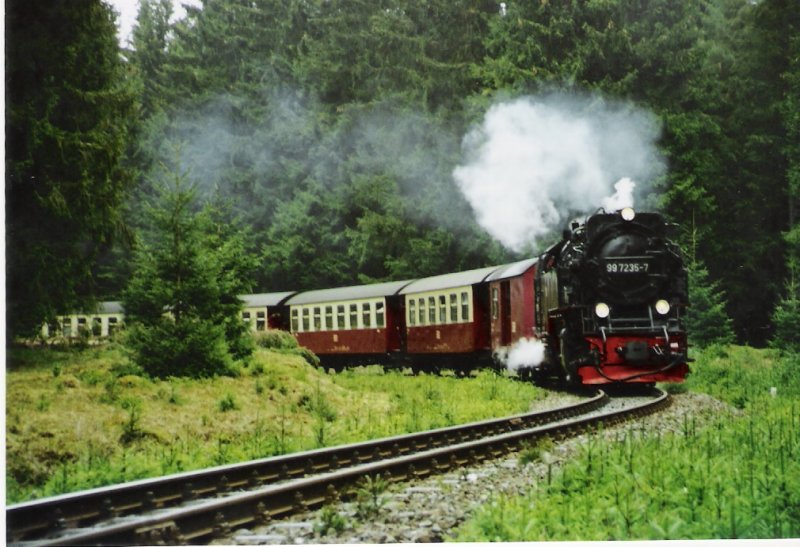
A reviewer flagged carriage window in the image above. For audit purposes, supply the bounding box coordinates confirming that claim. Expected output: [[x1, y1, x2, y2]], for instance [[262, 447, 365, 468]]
[[256, 311, 266, 331], [302, 308, 310, 331], [108, 317, 119, 335], [491, 287, 499, 320], [362, 302, 372, 328], [450, 294, 458, 323], [325, 306, 334, 330], [348, 304, 357, 328], [337, 305, 346, 329], [313, 307, 321, 331], [243, 311, 251, 322], [418, 298, 426, 325], [461, 292, 470, 321], [408, 299, 416, 326], [376, 302, 385, 327], [291, 309, 299, 331], [428, 297, 436, 324], [63, 319, 72, 337], [439, 295, 447, 323]]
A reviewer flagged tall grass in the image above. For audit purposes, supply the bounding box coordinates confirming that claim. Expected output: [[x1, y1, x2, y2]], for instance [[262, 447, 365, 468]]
[[6, 345, 543, 504], [453, 347, 800, 541]]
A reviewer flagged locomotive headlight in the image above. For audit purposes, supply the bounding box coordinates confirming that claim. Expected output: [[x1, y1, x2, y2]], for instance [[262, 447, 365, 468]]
[[595, 302, 610, 318], [620, 207, 636, 221], [655, 299, 671, 315]]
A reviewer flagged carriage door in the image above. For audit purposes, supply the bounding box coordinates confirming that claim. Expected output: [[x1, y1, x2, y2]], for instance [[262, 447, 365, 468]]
[[501, 281, 512, 345]]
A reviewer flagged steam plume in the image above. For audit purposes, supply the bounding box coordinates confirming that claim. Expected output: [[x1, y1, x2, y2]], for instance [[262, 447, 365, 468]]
[[453, 94, 664, 251], [496, 338, 547, 372]]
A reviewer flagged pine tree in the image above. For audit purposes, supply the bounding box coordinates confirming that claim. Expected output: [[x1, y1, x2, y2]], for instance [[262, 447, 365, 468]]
[[771, 226, 800, 352], [122, 154, 256, 378], [5, 0, 135, 338], [685, 261, 735, 347]]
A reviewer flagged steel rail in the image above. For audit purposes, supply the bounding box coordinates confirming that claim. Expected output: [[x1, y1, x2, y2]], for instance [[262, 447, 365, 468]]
[[8, 390, 606, 543], [14, 388, 669, 546]]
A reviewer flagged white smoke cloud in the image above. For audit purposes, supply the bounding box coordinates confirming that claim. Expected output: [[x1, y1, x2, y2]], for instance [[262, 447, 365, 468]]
[[602, 177, 636, 211], [453, 94, 664, 251], [496, 338, 547, 372]]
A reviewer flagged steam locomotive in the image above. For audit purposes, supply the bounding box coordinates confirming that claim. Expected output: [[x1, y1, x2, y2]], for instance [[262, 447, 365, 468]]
[[536, 207, 689, 384], [47, 208, 689, 385]]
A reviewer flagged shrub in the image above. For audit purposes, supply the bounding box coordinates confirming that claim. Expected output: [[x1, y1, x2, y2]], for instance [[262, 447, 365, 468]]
[[125, 319, 237, 379], [253, 329, 299, 351], [295, 346, 320, 368], [218, 393, 238, 412], [770, 287, 800, 353]]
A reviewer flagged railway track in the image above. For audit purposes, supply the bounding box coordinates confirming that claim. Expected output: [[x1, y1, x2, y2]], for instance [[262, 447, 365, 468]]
[[8, 388, 669, 546]]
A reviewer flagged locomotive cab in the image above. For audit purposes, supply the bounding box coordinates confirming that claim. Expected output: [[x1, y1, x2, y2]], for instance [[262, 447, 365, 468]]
[[539, 208, 690, 385]]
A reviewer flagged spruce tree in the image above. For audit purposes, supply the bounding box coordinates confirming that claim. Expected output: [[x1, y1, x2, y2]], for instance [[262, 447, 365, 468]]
[[771, 226, 800, 352], [122, 157, 256, 378], [685, 261, 735, 347], [6, 0, 135, 338]]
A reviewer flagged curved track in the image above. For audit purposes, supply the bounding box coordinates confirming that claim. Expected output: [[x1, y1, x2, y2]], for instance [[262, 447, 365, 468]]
[[8, 388, 669, 545]]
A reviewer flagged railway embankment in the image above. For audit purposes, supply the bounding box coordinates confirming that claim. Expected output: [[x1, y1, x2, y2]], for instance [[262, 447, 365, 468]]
[[6, 343, 544, 505]]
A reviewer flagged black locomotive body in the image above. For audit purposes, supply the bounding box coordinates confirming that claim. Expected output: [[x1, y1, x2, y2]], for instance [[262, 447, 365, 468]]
[[537, 207, 690, 384]]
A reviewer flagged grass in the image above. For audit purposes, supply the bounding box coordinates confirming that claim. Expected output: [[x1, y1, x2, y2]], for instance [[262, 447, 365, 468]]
[[452, 345, 800, 541], [5, 343, 545, 504]]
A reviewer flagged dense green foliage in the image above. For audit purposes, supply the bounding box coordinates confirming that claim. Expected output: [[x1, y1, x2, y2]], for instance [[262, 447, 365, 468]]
[[685, 261, 735, 347], [5, 0, 799, 347], [5, 0, 135, 337], [454, 346, 800, 541], [122, 160, 256, 377]]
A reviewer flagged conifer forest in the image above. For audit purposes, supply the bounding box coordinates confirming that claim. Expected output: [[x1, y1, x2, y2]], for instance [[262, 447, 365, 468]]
[[6, 0, 799, 349]]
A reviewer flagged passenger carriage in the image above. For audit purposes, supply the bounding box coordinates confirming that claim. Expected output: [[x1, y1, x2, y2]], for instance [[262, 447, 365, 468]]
[[399, 266, 498, 374], [284, 280, 413, 370], [240, 292, 296, 332], [486, 258, 539, 355], [43, 301, 124, 340]]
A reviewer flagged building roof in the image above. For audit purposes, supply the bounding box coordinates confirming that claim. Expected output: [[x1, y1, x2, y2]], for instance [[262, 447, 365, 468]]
[[285, 280, 414, 305]]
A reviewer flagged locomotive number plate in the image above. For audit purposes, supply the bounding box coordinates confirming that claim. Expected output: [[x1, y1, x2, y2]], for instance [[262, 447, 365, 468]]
[[605, 260, 649, 274]]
